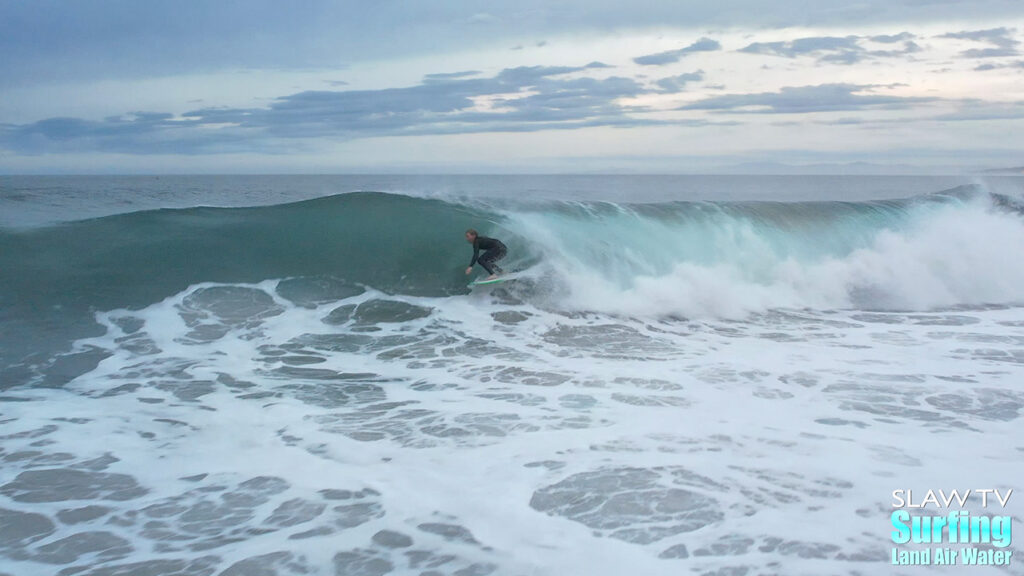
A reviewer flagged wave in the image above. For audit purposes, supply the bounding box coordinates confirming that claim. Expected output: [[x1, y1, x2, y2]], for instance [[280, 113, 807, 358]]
[[510, 187, 1024, 317], [2, 187, 1023, 321]]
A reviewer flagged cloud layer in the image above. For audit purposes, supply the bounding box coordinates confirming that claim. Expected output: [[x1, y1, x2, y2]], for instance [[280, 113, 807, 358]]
[[3, 64, 700, 154], [4, 1, 1021, 85], [1, 2, 1023, 170]]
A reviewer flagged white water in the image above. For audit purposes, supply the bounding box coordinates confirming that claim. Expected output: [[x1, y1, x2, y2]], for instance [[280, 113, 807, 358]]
[[1, 275, 1022, 575]]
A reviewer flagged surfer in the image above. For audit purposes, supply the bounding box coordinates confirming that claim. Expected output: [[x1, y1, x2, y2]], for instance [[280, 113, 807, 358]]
[[464, 229, 506, 280]]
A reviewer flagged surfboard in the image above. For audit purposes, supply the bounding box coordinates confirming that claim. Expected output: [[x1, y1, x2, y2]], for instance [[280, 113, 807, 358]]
[[468, 275, 516, 287]]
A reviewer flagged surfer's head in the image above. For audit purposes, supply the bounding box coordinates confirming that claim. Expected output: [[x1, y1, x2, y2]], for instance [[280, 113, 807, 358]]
[[465, 229, 478, 243]]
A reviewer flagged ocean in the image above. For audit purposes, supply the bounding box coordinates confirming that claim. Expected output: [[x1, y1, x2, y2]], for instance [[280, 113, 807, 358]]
[[1, 174, 1022, 576]]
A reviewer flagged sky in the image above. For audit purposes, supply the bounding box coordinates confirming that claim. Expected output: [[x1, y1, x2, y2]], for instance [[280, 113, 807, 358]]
[[0, 0, 1022, 174]]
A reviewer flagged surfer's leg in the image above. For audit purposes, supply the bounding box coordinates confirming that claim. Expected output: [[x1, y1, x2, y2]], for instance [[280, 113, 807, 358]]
[[479, 255, 497, 276], [486, 247, 506, 274]]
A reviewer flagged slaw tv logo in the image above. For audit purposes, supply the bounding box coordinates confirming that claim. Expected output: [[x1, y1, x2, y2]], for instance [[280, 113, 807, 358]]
[[891, 489, 1013, 567]]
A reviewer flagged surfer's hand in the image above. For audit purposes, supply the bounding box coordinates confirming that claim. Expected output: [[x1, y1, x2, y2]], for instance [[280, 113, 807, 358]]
[[465, 267, 473, 275]]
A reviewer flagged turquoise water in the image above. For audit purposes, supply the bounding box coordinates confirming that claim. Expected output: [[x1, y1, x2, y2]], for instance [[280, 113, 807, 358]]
[[0, 175, 1023, 575]]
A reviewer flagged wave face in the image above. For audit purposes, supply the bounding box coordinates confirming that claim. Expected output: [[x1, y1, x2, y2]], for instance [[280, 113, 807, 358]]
[[0, 192, 484, 309], [0, 192, 487, 386], [3, 187, 1024, 320]]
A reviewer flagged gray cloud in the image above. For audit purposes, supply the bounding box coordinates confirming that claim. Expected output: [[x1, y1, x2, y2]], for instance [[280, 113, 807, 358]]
[[870, 32, 916, 43], [940, 27, 1020, 58], [680, 83, 936, 114], [0, 113, 259, 155], [633, 38, 721, 66], [655, 71, 705, 92], [968, 61, 1024, 71], [741, 36, 861, 58], [940, 27, 1018, 45], [739, 35, 920, 64], [963, 47, 1018, 57], [1, 64, 660, 154], [423, 70, 482, 82]]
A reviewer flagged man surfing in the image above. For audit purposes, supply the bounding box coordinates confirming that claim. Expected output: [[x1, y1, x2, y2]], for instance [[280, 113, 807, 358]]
[[464, 229, 507, 281]]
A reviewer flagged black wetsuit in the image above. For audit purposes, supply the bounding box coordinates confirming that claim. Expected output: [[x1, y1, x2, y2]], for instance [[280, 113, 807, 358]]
[[469, 236, 507, 275]]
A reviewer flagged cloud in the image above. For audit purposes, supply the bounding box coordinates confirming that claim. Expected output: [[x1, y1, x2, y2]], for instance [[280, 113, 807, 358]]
[[940, 27, 1017, 46], [739, 35, 920, 64], [423, 70, 482, 82], [940, 27, 1020, 58], [872, 41, 922, 57], [679, 83, 936, 114], [493, 65, 597, 84], [3, 1, 1023, 87], [870, 32, 915, 43], [633, 38, 721, 65], [0, 113, 258, 155], [962, 47, 1018, 58], [1, 63, 661, 154], [741, 36, 861, 58], [655, 71, 704, 92]]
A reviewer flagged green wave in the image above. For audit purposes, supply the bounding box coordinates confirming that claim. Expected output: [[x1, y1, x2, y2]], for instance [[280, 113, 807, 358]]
[[0, 186, 1015, 389]]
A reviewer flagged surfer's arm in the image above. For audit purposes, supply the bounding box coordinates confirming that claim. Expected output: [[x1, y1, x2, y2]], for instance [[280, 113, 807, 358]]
[[469, 244, 480, 267]]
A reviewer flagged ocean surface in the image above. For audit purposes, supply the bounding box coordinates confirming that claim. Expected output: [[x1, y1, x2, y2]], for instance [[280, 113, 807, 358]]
[[1, 174, 1023, 576]]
